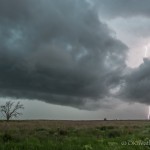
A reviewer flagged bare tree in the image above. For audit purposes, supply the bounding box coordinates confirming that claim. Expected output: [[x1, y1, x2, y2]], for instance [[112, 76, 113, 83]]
[[0, 101, 24, 121]]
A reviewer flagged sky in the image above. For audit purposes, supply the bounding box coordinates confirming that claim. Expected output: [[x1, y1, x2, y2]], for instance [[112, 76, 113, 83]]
[[0, 0, 150, 120]]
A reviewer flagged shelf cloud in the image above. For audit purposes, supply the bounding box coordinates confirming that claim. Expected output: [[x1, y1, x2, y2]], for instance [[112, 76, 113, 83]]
[[2, 0, 150, 110], [0, 0, 128, 109]]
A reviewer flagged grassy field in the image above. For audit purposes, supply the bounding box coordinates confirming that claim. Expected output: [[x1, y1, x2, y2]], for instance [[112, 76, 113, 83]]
[[0, 120, 150, 150]]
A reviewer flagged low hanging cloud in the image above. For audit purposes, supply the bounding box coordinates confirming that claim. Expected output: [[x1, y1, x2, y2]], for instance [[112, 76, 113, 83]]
[[119, 59, 150, 105], [0, 0, 128, 109], [94, 0, 150, 106]]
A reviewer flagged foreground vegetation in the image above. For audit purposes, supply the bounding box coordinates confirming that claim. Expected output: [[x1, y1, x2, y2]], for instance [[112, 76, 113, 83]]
[[0, 120, 150, 150]]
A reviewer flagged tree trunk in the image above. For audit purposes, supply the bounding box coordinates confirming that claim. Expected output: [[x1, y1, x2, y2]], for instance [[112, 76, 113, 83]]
[[6, 115, 10, 122]]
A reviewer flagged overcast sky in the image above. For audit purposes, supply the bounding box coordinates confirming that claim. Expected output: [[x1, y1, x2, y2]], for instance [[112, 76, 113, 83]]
[[0, 0, 150, 120]]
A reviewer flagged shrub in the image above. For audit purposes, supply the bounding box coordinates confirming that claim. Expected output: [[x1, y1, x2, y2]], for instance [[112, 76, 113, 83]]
[[2, 133, 12, 142], [59, 129, 68, 136], [107, 130, 122, 138], [99, 126, 107, 131], [104, 118, 107, 121]]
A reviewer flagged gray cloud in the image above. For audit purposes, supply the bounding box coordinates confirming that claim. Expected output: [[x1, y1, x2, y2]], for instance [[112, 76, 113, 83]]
[[96, 0, 150, 19], [94, 0, 150, 107], [106, 17, 150, 38], [0, 0, 128, 109], [119, 58, 150, 105]]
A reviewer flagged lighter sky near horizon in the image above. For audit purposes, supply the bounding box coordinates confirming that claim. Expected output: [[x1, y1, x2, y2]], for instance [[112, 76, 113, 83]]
[[0, 0, 150, 120]]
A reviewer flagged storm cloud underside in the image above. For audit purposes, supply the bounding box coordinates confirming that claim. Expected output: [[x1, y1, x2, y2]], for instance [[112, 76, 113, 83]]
[[2, 0, 150, 109], [0, 0, 129, 109], [120, 59, 150, 105], [97, 0, 150, 105]]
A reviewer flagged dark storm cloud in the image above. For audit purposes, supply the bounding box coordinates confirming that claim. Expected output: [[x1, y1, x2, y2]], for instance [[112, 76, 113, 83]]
[[119, 59, 150, 105], [96, 0, 150, 18], [94, 0, 150, 106], [0, 0, 127, 109]]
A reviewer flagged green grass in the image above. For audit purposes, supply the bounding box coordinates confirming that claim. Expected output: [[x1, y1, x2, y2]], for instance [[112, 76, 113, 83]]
[[0, 120, 150, 150]]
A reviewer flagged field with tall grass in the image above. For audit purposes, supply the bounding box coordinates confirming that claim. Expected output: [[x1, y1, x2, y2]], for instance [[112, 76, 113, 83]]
[[0, 120, 150, 150]]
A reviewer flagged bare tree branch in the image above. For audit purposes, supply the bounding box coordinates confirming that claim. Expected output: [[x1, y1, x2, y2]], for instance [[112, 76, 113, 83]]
[[0, 101, 24, 121]]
